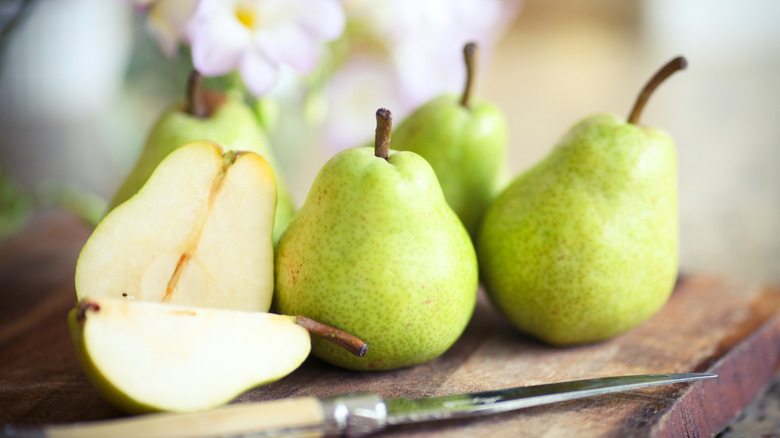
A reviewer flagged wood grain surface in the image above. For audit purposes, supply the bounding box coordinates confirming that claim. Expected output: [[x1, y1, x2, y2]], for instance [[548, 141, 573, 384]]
[[1, 209, 779, 437]]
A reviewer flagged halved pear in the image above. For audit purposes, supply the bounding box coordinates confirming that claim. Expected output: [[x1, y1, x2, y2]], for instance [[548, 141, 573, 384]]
[[75, 140, 276, 311], [69, 297, 311, 413]]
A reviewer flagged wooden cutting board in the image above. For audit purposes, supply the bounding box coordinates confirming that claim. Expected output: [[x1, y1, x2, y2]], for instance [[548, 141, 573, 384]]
[[1, 209, 779, 437]]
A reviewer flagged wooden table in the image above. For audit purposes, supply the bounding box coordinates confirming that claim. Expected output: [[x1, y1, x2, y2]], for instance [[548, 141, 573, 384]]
[[2, 209, 779, 437]]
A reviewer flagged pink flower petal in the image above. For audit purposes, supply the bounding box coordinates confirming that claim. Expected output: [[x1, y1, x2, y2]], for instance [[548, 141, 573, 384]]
[[190, 13, 251, 76], [255, 25, 318, 72], [144, 0, 198, 57], [239, 51, 280, 96], [294, 0, 345, 40]]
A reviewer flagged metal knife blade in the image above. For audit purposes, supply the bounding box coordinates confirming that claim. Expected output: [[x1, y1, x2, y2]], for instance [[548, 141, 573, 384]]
[[285, 372, 716, 436], [5, 373, 716, 438], [382, 372, 716, 426]]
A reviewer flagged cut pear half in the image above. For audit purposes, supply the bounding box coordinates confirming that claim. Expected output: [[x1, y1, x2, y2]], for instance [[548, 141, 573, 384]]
[[69, 297, 311, 413], [75, 140, 277, 311]]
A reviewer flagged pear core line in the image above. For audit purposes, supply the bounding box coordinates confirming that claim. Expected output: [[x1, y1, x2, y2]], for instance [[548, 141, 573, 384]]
[[460, 42, 478, 108], [162, 151, 237, 302], [627, 56, 687, 125], [375, 108, 393, 160]]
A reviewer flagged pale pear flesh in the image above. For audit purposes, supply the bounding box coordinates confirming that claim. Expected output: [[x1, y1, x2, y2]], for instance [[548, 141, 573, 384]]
[[108, 94, 295, 244], [478, 114, 678, 345], [76, 141, 276, 312], [69, 297, 311, 413], [274, 147, 478, 371]]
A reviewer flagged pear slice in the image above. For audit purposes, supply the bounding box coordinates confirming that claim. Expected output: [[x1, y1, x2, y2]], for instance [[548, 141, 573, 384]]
[[75, 140, 276, 311], [69, 297, 311, 413]]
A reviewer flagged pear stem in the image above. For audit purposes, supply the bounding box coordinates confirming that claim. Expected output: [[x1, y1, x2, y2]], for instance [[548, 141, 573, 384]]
[[627, 56, 687, 125], [186, 70, 209, 118], [295, 316, 368, 357], [460, 42, 478, 108], [374, 108, 392, 160], [76, 300, 100, 321]]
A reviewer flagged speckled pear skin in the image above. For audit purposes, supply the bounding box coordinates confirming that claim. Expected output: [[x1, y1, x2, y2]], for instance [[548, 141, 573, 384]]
[[273, 147, 478, 370], [477, 113, 678, 345], [391, 95, 508, 239]]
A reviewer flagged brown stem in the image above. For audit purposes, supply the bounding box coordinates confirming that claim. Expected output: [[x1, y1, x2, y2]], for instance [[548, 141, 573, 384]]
[[295, 316, 368, 358], [76, 300, 100, 321], [627, 56, 687, 125], [186, 70, 209, 118], [460, 42, 478, 108], [374, 108, 392, 160]]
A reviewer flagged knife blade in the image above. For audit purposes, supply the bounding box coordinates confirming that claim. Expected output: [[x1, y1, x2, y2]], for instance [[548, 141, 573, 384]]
[[4, 373, 715, 438]]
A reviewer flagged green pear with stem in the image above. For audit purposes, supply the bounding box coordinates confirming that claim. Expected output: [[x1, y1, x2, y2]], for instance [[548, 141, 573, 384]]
[[68, 297, 366, 413], [273, 109, 478, 371], [109, 71, 295, 244], [390, 42, 508, 239], [478, 57, 687, 345]]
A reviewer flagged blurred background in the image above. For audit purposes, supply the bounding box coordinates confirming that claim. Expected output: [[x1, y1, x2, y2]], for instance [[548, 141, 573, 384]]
[[0, 0, 778, 286]]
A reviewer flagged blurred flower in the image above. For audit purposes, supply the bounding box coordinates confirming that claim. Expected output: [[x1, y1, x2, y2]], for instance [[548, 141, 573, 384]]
[[188, 0, 345, 96], [129, 0, 197, 57], [126, 0, 519, 151], [321, 0, 521, 150], [322, 54, 402, 151], [344, 0, 520, 105]]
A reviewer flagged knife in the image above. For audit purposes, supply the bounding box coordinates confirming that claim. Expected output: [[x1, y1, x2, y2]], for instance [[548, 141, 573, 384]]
[[4, 373, 715, 438]]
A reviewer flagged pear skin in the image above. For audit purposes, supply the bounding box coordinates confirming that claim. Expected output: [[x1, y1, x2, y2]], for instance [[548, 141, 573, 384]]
[[274, 110, 478, 370], [478, 57, 686, 345], [479, 114, 678, 345], [391, 95, 507, 237], [391, 43, 508, 239]]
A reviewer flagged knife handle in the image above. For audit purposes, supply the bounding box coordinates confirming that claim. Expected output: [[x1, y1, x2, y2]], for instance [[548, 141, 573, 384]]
[[18, 393, 388, 438], [40, 397, 330, 438]]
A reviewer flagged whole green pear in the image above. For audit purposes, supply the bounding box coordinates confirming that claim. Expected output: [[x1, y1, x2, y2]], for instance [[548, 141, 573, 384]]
[[109, 71, 295, 244], [478, 57, 687, 345], [273, 109, 478, 371], [391, 43, 507, 238]]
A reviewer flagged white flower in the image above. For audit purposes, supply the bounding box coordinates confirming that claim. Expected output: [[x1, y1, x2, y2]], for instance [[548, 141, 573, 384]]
[[322, 0, 521, 151], [342, 0, 520, 107], [188, 0, 345, 96], [322, 54, 405, 152], [129, 0, 198, 57]]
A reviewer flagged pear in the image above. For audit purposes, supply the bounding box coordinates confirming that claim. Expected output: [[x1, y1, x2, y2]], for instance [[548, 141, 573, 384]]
[[477, 57, 687, 345], [76, 140, 277, 311], [109, 71, 295, 244], [68, 297, 311, 413], [390, 43, 508, 238], [273, 109, 478, 371]]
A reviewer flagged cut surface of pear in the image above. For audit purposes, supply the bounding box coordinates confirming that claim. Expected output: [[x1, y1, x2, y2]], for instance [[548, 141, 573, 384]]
[[108, 81, 295, 244], [69, 297, 311, 413], [76, 140, 276, 311]]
